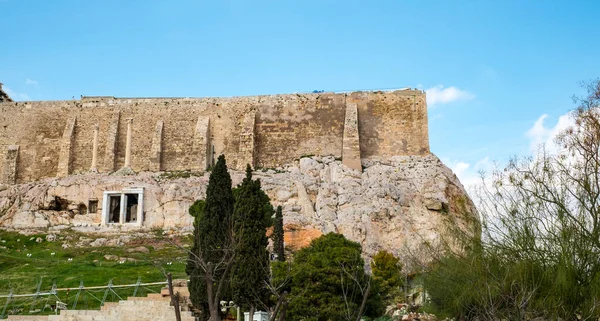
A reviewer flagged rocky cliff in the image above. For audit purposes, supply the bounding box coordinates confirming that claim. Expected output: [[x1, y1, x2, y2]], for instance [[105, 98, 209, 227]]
[[0, 154, 478, 267], [0, 84, 13, 103]]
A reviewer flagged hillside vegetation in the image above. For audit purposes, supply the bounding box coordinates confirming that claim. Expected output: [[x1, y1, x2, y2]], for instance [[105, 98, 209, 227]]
[[0, 229, 188, 295]]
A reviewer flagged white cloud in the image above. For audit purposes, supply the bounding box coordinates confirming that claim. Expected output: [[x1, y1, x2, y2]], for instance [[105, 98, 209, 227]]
[[4, 87, 31, 101], [25, 78, 38, 86], [446, 111, 574, 191], [441, 110, 580, 210], [526, 113, 574, 154], [445, 157, 492, 189], [426, 85, 475, 106], [452, 161, 471, 179]]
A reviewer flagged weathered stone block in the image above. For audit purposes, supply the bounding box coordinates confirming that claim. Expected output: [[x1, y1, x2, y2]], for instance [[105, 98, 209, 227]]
[[102, 111, 120, 172], [191, 117, 210, 172], [342, 102, 361, 171], [57, 116, 77, 177], [149, 120, 163, 171], [1, 145, 19, 184], [237, 112, 255, 170]]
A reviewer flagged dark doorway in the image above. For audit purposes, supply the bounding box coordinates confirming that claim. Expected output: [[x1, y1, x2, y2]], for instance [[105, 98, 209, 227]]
[[125, 194, 138, 223], [88, 199, 98, 214], [109, 195, 121, 223], [77, 203, 87, 215]]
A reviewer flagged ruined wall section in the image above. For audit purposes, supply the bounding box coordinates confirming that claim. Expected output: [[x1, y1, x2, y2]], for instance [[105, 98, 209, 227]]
[[0, 102, 70, 182], [0, 90, 429, 183], [357, 89, 429, 158], [255, 93, 346, 169], [149, 120, 164, 172], [76, 98, 254, 173], [71, 110, 111, 174]]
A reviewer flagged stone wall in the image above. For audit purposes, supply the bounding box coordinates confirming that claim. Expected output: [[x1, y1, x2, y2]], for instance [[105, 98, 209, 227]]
[[0, 89, 429, 183]]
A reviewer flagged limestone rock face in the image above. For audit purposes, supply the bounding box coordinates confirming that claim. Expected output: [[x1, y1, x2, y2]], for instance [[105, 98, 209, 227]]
[[0, 154, 478, 266]]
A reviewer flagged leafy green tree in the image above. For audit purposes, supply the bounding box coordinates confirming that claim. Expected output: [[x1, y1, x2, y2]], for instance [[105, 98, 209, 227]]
[[186, 155, 236, 321], [371, 250, 403, 305], [230, 165, 274, 317], [272, 206, 285, 262], [423, 79, 600, 320], [281, 233, 374, 321]]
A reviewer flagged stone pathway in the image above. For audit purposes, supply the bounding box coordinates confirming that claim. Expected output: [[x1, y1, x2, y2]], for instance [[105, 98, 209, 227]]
[[6, 286, 194, 321]]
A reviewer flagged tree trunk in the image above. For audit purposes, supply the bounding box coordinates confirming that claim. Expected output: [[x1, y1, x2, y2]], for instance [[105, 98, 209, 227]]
[[205, 263, 221, 321], [355, 280, 371, 321], [209, 304, 221, 321], [269, 292, 287, 321], [249, 305, 255, 321], [277, 301, 287, 321]]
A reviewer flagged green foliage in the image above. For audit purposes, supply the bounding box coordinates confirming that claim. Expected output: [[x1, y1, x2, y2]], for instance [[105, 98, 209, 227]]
[[272, 206, 285, 262], [423, 80, 600, 320], [270, 260, 292, 292], [188, 200, 206, 221], [277, 233, 376, 321], [186, 199, 209, 316], [371, 250, 403, 305], [423, 244, 556, 320], [187, 160, 276, 317], [425, 185, 600, 320], [186, 155, 235, 312], [199, 155, 235, 257], [230, 165, 273, 310], [0, 229, 186, 314]]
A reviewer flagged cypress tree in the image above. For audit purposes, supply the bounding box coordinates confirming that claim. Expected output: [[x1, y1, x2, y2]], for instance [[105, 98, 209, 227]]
[[273, 206, 285, 262], [199, 155, 234, 259], [186, 199, 209, 318], [230, 165, 273, 316], [186, 155, 235, 319]]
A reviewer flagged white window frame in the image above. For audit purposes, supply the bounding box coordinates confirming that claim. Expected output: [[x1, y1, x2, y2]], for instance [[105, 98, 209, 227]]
[[101, 187, 144, 226]]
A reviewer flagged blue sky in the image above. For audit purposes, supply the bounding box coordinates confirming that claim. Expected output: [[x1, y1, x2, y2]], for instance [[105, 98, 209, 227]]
[[1, 0, 599, 186]]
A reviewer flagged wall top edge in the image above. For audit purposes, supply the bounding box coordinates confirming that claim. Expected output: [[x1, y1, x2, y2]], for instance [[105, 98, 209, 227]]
[[0, 88, 426, 105]]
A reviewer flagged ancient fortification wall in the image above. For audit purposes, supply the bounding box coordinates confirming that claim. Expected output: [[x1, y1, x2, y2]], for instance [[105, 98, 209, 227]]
[[0, 89, 429, 184]]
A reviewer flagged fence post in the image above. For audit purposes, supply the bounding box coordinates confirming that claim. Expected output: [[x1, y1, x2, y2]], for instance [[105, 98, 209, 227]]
[[167, 273, 182, 321], [0, 289, 12, 319], [101, 279, 112, 307], [133, 276, 141, 297], [29, 278, 43, 313], [72, 281, 84, 309]]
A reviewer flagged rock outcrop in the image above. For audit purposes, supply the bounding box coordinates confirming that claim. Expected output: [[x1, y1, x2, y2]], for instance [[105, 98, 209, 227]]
[[0, 83, 13, 103], [0, 154, 479, 267]]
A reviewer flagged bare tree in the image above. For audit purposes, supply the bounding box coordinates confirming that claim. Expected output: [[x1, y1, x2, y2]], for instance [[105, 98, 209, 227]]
[[339, 262, 372, 321], [265, 262, 295, 321], [423, 79, 600, 320], [472, 79, 600, 319], [154, 230, 237, 321]]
